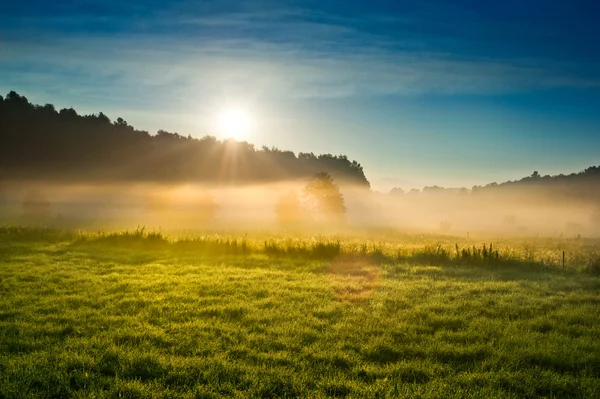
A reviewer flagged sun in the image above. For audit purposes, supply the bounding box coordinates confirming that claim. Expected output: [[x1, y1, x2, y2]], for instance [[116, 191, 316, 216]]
[[217, 108, 251, 140]]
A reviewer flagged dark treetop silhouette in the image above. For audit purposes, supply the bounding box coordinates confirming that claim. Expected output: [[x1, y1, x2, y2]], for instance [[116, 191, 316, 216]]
[[388, 168, 600, 206], [0, 91, 369, 187], [303, 172, 346, 220]]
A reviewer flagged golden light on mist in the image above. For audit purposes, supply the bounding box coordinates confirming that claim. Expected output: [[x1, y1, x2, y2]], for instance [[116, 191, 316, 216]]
[[217, 108, 251, 140]]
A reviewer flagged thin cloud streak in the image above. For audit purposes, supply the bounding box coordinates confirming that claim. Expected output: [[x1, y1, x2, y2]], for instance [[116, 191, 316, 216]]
[[2, 33, 598, 106], [2, 2, 599, 104]]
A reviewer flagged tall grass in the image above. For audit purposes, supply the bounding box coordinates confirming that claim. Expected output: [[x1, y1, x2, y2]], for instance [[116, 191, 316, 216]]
[[2, 226, 597, 274]]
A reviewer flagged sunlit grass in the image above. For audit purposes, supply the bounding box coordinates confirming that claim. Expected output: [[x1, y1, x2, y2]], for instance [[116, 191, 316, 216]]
[[1, 227, 599, 397]]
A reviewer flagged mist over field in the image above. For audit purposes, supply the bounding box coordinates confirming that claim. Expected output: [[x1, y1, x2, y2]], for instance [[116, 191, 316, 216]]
[[1, 178, 598, 238]]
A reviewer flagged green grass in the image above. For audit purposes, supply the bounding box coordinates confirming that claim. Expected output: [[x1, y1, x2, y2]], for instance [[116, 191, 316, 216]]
[[1, 227, 600, 398]]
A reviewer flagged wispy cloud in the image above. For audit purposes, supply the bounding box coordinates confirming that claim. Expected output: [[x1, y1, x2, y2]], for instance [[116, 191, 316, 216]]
[[1, 1, 599, 109], [2, 31, 598, 107]]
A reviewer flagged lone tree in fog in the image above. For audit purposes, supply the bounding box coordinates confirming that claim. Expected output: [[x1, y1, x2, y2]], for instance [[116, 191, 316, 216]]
[[303, 172, 346, 221]]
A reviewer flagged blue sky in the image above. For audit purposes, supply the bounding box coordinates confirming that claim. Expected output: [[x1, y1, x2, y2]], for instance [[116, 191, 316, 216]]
[[1, 0, 599, 190]]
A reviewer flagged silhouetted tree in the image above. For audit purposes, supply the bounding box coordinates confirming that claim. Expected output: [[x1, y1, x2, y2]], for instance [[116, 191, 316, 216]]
[[303, 172, 346, 221], [386, 165, 600, 210], [389, 187, 405, 197], [423, 186, 447, 196]]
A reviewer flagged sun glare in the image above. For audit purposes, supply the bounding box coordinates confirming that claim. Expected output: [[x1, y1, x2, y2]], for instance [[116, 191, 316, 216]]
[[217, 108, 251, 140]]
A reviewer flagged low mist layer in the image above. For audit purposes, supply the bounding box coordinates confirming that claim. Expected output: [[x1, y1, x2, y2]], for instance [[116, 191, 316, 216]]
[[1, 178, 598, 238]]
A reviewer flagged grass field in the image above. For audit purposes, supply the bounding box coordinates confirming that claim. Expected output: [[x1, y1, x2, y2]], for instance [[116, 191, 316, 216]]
[[1, 227, 600, 398]]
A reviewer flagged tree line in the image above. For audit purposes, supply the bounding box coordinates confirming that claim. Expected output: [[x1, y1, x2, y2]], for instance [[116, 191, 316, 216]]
[[389, 168, 600, 205], [0, 91, 369, 187]]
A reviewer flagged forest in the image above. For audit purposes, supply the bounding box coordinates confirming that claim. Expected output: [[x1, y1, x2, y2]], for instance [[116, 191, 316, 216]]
[[390, 168, 600, 205], [0, 91, 369, 187]]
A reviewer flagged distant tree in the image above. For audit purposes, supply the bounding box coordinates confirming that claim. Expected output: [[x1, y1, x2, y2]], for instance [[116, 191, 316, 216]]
[[59, 107, 78, 118], [96, 112, 110, 124], [423, 186, 446, 196], [303, 172, 346, 221], [298, 152, 316, 160], [115, 117, 128, 126], [22, 190, 51, 219], [471, 185, 481, 195], [389, 187, 405, 197], [41, 103, 55, 114], [275, 190, 304, 227]]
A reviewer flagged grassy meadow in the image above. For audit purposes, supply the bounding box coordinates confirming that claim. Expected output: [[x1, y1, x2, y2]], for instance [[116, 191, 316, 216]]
[[1, 227, 600, 398]]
